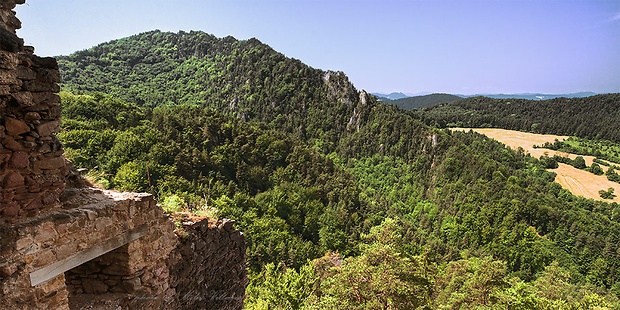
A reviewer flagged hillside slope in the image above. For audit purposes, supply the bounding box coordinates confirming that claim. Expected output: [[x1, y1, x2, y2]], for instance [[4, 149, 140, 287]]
[[57, 30, 373, 150]]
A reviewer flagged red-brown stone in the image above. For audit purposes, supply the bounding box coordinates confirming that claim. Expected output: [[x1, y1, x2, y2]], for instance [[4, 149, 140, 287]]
[[25, 198, 42, 210], [3, 203, 19, 217], [5, 117, 30, 135], [82, 279, 109, 294], [0, 265, 17, 277], [3, 171, 24, 188], [15, 65, 35, 80], [1, 136, 22, 150], [36, 156, 65, 170], [41, 191, 58, 205], [31, 92, 60, 105], [35, 120, 60, 137], [8, 151, 28, 168]]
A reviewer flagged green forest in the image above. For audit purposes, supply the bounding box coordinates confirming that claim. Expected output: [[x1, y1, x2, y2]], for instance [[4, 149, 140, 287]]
[[416, 94, 620, 142], [57, 30, 620, 309]]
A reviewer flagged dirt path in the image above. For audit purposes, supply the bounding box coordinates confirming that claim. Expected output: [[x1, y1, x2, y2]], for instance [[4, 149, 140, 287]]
[[452, 128, 620, 203]]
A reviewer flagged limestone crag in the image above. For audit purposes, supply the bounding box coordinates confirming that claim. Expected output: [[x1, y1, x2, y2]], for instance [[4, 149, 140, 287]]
[[0, 0, 70, 221]]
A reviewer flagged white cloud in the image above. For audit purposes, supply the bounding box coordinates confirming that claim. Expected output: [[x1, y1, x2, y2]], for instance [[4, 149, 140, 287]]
[[609, 11, 620, 22]]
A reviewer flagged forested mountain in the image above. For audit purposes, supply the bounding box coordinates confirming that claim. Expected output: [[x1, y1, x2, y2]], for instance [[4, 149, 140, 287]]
[[386, 93, 462, 110], [56, 31, 620, 308], [417, 94, 620, 141], [57, 30, 371, 151]]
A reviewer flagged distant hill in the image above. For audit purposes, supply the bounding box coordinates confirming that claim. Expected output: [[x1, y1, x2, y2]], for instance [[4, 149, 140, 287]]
[[417, 93, 620, 141], [463, 92, 597, 100], [388, 93, 462, 110], [371, 92, 408, 101]]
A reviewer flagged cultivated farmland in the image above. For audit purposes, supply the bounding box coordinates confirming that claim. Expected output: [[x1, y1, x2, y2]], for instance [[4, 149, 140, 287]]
[[453, 128, 620, 203]]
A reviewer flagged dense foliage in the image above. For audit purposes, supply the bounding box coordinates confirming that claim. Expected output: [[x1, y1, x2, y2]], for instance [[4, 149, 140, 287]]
[[58, 30, 368, 150], [536, 137, 620, 165], [417, 94, 620, 142], [56, 30, 620, 308], [59, 91, 366, 272]]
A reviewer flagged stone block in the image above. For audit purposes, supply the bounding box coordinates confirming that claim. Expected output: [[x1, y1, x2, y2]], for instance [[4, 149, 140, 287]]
[[37, 274, 66, 298], [2, 136, 23, 150], [0, 8, 21, 31], [3, 202, 19, 216], [24, 197, 42, 210], [15, 65, 35, 80], [36, 68, 60, 83], [31, 92, 59, 105], [121, 277, 142, 293], [5, 117, 30, 135], [0, 2, 17, 10], [40, 190, 60, 205], [55, 243, 76, 261], [22, 79, 60, 92], [0, 68, 17, 84], [0, 264, 18, 277], [33, 248, 55, 268], [3, 170, 24, 188], [34, 222, 57, 243], [29, 55, 58, 70], [8, 151, 28, 168], [11, 91, 33, 106], [35, 120, 60, 137], [102, 263, 130, 276], [24, 111, 40, 120], [0, 27, 22, 52], [94, 217, 113, 231], [0, 50, 18, 70], [36, 156, 65, 170]]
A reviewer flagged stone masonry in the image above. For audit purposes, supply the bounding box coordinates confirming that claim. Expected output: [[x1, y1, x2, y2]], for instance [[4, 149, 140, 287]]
[[1, 189, 179, 309], [1, 1, 248, 309], [168, 218, 247, 310], [1, 0, 69, 221]]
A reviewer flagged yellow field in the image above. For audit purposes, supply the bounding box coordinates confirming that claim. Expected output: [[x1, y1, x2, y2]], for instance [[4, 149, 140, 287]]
[[452, 128, 620, 203]]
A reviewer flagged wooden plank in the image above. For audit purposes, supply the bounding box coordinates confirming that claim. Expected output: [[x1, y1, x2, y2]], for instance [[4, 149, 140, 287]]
[[29, 224, 148, 286]]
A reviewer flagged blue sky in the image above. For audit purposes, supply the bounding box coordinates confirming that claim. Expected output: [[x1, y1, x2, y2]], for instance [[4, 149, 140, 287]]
[[15, 0, 620, 95]]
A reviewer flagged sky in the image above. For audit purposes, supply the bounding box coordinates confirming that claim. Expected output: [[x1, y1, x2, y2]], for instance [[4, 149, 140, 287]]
[[14, 0, 620, 95]]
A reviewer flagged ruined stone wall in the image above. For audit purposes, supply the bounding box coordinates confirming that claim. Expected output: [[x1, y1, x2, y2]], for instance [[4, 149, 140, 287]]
[[168, 218, 247, 310], [1, 2, 248, 309], [1, 0, 69, 221], [0, 189, 178, 309]]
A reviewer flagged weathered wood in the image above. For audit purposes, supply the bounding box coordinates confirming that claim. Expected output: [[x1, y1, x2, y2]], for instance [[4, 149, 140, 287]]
[[29, 224, 148, 286]]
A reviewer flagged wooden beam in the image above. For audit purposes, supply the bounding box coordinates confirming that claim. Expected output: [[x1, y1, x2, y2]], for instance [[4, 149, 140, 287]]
[[29, 224, 148, 286]]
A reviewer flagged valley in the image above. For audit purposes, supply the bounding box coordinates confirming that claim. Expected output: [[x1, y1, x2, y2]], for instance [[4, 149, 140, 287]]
[[1, 12, 619, 307], [1, 0, 619, 308], [453, 128, 620, 203], [49, 30, 620, 308]]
